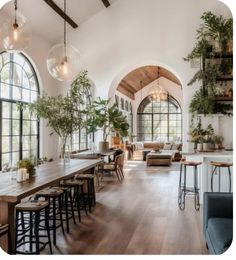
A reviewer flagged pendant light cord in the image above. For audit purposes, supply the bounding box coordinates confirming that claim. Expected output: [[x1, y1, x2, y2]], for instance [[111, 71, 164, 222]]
[[14, 0, 17, 25], [64, 0, 66, 47]]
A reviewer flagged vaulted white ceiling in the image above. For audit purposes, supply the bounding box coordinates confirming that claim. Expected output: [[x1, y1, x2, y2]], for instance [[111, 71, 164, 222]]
[[1, 0, 117, 44]]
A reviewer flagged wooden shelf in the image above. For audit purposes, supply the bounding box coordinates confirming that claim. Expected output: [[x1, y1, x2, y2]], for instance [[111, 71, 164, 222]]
[[205, 52, 233, 59], [213, 96, 233, 102]]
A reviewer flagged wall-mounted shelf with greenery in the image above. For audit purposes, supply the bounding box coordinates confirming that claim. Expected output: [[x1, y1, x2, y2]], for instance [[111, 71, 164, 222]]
[[184, 11, 233, 117]]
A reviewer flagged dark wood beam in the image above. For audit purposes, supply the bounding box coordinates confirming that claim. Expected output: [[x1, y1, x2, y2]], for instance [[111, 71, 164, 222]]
[[43, 0, 78, 28], [101, 0, 111, 8]]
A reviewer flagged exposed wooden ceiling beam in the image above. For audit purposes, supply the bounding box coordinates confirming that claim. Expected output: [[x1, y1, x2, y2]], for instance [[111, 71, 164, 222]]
[[43, 0, 78, 28], [101, 0, 111, 8]]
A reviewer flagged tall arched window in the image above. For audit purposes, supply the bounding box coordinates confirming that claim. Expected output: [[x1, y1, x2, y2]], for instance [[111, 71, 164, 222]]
[[137, 95, 182, 142], [71, 85, 92, 151], [0, 52, 39, 171]]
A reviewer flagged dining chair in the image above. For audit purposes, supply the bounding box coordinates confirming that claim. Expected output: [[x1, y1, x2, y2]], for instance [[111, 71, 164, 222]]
[[102, 153, 125, 182]]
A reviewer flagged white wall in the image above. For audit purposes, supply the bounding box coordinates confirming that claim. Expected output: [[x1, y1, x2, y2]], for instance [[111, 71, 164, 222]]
[[0, 0, 233, 153], [0, 10, 59, 159], [65, 0, 232, 150]]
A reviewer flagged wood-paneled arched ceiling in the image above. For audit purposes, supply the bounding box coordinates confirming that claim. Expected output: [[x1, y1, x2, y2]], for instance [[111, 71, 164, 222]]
[[117, 65, 181, 100]]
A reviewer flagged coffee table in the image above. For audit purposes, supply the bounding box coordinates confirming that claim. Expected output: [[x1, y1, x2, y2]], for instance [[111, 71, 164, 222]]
[[146, 152, 172, 166]]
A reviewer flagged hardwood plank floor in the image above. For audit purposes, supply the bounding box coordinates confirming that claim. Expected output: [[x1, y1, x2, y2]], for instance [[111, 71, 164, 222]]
[[48, 160, 208, 254]]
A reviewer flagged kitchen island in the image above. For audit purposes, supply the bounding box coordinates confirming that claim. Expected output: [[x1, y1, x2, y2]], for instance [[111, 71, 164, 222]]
[[181, 151, 233, 203]]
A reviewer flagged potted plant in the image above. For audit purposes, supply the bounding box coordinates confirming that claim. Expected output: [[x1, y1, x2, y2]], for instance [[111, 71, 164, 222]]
[[28, 71, 91, 162], [87, 98, 129, 152], [17, 158, 36, 178], [202, 124, 214, 151], [184, 11, 233, 118], [213, 135, 224, 150], [188, 120, 204, 151]]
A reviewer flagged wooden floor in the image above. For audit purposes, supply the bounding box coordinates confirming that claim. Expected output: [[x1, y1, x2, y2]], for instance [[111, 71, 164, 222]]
[[49, 159, 208, 255]]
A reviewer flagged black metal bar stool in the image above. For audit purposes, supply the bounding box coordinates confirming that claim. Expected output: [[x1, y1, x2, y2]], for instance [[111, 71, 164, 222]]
[[210, 161, 232, 192], [0, 224, 12, 254], [75, 173, 96, 212], [35, 188, 65, 246], [15, 200, 52, 254], [61, 179, 88, 221], [178, 158, 202, 211], [51, 186, 76, 233]]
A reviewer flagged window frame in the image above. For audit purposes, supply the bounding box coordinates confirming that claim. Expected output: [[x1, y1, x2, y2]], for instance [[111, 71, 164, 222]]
[[0, 51, 40, 171], [137, 94, 182, 142]]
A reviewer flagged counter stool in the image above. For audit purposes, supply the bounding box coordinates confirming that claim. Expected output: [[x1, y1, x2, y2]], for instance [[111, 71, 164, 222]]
[[61, 179, 88, 221], [0, 224, 12, 254], [35, 188, 65, 245], [15, 200, 52, 254], [75, 173, 96, 212], [210, 161, 232, 192], [178, 159, 202, 211]]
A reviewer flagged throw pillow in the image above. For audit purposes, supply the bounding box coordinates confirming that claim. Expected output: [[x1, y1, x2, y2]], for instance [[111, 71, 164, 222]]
[[163, 143, 172, 150]]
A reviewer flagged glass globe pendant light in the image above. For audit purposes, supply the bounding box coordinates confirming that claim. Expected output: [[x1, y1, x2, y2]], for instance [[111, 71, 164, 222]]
[[47, 0, 80, 82], [1, 0, 31, 52]]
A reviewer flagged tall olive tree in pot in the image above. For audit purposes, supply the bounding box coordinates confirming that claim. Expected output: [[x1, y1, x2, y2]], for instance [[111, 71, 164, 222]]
[[28, 71, 92, 162], [87, 98, 129, 152]]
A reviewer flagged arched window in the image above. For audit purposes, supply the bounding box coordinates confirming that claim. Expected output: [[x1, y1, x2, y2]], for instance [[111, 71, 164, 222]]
[[0, 52, 39, 171], [137, 95, 182, 142], [115, 95, 119, 108], [120, 98, 124, 110], [71, 85, 92, 151]]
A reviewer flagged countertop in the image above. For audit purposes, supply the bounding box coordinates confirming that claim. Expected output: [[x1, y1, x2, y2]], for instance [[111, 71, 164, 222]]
[[181, 150, 233, 157]]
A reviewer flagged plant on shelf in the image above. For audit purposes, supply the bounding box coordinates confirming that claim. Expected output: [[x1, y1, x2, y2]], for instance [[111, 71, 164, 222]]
[[28, 71, 92, 161], [188, 119, 205, 150], [213, 135, 224, 149], [17, 158, 36, 177], [184, 11, 233, 117], [196, 12, 233, 53], [202, 124, 215, 150], [87, 98, 129, 152]]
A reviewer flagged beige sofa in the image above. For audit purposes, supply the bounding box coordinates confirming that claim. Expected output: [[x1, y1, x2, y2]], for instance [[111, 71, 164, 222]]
[[134, 141, 182, 161]]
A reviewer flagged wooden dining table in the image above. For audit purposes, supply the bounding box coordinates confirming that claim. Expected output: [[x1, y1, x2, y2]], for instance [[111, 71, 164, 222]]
[[0, 158, 102, 253]]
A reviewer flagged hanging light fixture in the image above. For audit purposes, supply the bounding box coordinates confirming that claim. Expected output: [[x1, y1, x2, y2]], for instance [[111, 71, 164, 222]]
[[46, 0, 80, 82], [0, 0, 31, 52], [150, 67, 167, 102]]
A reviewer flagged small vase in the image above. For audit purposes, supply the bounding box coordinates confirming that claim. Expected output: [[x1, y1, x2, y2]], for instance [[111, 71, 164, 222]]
[[59, 136, 70, 164]]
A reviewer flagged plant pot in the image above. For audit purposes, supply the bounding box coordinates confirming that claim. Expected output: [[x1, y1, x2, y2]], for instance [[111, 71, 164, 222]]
[[203, 143, 209, 151], [215, 143, 220, 150], [197, 143, 203, 151], [99, 141, 109, 153]]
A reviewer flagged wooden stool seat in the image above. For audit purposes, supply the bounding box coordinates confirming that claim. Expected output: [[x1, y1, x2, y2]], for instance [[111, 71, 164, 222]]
[[181, 161, 202, 166], [36, 188, 64, 197], [16, 200, 49, 211], [75, 173, 94, 179], [210, 161, 233, 167], [63, 179, 84, 186]]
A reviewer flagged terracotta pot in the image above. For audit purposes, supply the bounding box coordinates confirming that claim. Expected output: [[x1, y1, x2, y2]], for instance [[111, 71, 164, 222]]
[[99, 141, 109, 152]]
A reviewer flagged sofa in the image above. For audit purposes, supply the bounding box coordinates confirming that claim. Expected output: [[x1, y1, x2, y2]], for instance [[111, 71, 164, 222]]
[[133, 141, 182, 161], [203, 192, 233, 255]]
